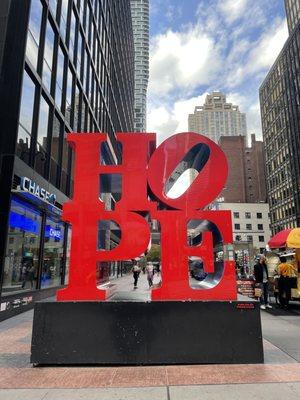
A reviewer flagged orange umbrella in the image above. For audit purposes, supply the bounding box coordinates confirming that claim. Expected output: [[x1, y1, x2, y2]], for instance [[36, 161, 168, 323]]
[[268, 228, 300, 249]]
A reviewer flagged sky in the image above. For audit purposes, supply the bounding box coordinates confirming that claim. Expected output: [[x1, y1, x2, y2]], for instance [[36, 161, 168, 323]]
[[147, 0, 289, 144]]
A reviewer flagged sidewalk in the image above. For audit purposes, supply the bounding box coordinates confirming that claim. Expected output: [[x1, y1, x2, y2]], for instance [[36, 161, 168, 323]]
[[108, 270, 161, 301], [0, 274, 300, 399]]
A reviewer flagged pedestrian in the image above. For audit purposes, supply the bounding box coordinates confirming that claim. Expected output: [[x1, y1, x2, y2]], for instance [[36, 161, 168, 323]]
[[146, 262, 154, 288], [253, 255, 272, 310], [21, 259, 33, 289], [21, 263, 28, 289], [132, 260, 141, 289], [278, 256, 297, 309]]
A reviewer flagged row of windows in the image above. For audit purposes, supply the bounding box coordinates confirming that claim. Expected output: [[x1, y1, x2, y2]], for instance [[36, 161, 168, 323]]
[[272, 219, 298, 235], [233, 212, 263, 219], [270, 205, 296, 221], [234, 224, 264, 231], [235, 235, 265, 243]]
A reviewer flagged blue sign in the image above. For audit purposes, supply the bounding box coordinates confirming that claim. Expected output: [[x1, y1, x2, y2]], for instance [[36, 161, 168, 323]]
[[9, 211, 40, 234], [45, 225, 61, 240]]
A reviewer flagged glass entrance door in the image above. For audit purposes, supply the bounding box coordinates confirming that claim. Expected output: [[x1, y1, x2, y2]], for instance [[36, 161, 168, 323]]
[[3, 197, 42, 295]]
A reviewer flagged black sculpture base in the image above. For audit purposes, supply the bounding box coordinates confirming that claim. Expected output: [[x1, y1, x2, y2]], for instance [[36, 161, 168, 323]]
[[31, 300, 263, 365]]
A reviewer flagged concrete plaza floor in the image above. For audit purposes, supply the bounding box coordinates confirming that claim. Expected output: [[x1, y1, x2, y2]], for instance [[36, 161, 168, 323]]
[[0, 273, 300, 399]]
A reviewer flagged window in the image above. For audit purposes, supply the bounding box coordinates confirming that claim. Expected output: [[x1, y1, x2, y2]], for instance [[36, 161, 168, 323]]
[[77, 32, 83, 74], [49, 0, 58, 18], [42, 21, 55, 93], [246, 224, 252, 230], [233, 212, 239, 218], [247, 235, 253, 242], [69, 10, 76, 62], [258, 224, 263, 230], [3, 197, 42, 296], [257, 213, 262, 219], [55, 46, 65, 109], [259, 236, 265, 242], [17, 72, 36, 163], [50, 115, 61, 185], [235, 235, 241, 241], [234, 224, 240, 230], [65, 67, 74, 126], [26, 0, 43, 69], [37, 96, 49, 151], [18, 72, 35, 135], [41, 217, 65, 289], [245, 212, 251, 219], [60, 0, 68, 41]]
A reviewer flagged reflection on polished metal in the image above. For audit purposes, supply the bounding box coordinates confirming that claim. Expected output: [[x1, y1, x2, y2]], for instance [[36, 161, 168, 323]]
[[57, 132, 237, 302]]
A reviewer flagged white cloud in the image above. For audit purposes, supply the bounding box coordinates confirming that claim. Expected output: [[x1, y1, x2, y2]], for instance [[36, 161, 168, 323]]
[[147, 0, 289, 141], [224, 18, 288, 88], [218, 0, 249, 24], [227, 93, 262, 139], [247, 19, 288, 73], [166, 4, 183, 22], [147, 94, 207, 143], [149, 27, 221, 96], [247, 102, 262, 138]]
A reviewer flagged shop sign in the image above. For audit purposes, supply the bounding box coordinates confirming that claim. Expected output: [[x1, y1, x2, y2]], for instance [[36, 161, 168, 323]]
[[20, 177, 56, 205], [45, 225, 61, 240], [0, 296, 33, 312], [9, 211, 40, 234], [57, 132, 236, 302]]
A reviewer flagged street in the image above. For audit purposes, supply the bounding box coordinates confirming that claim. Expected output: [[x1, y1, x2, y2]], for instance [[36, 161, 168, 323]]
[[0, 273, 300, 399]]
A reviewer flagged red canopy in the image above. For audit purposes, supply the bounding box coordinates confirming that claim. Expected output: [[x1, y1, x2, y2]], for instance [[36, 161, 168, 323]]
[[268, 229, 293, 249]]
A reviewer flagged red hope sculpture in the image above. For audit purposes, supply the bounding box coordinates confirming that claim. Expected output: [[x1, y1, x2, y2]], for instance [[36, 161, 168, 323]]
[[57, 132, 237, 301]]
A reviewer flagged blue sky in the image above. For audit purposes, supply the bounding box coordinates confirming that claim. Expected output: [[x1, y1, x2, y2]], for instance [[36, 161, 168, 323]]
[[147, 0, 288, 143]]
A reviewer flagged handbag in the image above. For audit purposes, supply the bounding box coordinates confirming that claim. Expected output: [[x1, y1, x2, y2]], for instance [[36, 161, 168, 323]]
[[254, 286, 262, 298]]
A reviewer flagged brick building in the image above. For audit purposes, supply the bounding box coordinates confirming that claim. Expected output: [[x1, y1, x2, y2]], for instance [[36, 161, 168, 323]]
[[219, 134, 267, 203]]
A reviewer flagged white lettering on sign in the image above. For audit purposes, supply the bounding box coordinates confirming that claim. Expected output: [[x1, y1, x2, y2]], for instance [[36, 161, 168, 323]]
[[20, 177, 57, 205], [50, 228, 61, 239]]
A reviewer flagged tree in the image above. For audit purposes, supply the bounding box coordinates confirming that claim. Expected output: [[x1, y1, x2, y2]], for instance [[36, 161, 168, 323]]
[[146, 244, 161, 262]]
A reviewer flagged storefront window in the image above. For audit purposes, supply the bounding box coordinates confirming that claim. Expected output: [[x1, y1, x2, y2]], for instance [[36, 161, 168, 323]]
[[41, 217, 65, 289], [3, 197, 42, 296]]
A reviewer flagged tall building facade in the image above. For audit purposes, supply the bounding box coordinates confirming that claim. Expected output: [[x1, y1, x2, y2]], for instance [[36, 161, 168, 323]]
[[260, 3, 300, 235], [130, 0, 149, 131], [219, 134, 267, 203], [0, 0, 134, 320], [285, 0, 300, 33], [188, 92, 247, 143]]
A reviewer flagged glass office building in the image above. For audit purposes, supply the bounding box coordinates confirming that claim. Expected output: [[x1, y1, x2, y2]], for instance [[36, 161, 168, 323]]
[[260, 10, 300, 235], [0, 0, 134, 320]]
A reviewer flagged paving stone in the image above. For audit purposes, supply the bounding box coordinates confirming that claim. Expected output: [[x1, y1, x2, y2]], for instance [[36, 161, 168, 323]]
[[169, 382, 300, 400], [0, 389, 47, 400]]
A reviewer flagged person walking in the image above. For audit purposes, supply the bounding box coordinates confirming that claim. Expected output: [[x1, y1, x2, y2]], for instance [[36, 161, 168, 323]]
[[132, 261, 141, 289], [278, 256, 297, 309], [146, 262, 154, 288], [254, 256, 272, 310]]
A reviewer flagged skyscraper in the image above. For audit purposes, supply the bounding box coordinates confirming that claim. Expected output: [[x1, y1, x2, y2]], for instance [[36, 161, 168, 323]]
[[260, 1, 300, 235], [285, 0, 300, 33], [130, 0, 149, 132], [188, 92, 247, 143], [0, 0, 135, 320]]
